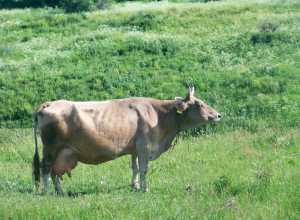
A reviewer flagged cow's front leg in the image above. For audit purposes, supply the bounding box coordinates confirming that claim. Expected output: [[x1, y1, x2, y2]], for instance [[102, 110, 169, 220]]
[[137, 147, 150, 192], [131, 155, 139, 189]]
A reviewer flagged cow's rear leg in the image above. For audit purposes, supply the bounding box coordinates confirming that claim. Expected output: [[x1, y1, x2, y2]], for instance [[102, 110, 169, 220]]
[[50, 170, 65, 195], [41, 155, 57, 194], [131, 155, 139, 189]]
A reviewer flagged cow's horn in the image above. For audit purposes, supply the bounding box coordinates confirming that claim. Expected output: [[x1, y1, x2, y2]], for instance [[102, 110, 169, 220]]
[[186, 82, 192, 100], [186, 82, 191, 92], [191, 83, 195, 96]]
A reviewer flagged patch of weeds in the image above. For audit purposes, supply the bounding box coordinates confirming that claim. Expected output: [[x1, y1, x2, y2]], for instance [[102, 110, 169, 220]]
[[0, 45, 13, 56], [130, 12, 155, 21], [189, 0, 220, 2], [21, 35, 32, 42], [256, 169, 271, 188], [190, 0, 220, 2], [260, 21, 279, 33], [127, 37, 180, 56], [182, 124, 219, 138], [160, 38, 179, 56], [20, 18, 45, 29], [80, 12, 88, 20], [78, 44, 102, 58], [251, 32, 273, 44], [252, 132, 294, 150], [44, 8, 65, 15], [128, 12, 157, 31], [214, 175, 231, 195], [213, 168, 272, 197], [61, 0, 111, 13], [250, 21, 281, 44], [128, 39, 160, 55], [67, 14, 82, 24], [287, 159, 296, 166], [93, 0, 111, 11]]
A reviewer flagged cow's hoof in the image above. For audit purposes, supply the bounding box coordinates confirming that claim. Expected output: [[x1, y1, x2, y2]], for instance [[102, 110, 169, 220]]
[[56, 191, 66, 196], [131, 183, 140, 189], [142, 188, 150, 192], [42, 190, 51, 195]]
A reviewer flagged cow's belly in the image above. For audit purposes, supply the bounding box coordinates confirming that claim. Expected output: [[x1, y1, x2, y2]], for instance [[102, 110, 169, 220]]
[[68, 134, 136, 165]]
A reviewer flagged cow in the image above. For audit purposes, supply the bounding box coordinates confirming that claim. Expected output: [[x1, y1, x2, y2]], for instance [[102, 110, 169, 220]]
[[33, 83, 221, 194]]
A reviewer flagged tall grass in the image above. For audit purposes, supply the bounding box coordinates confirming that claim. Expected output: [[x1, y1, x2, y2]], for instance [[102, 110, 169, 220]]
[[0, 127, 299, 219]]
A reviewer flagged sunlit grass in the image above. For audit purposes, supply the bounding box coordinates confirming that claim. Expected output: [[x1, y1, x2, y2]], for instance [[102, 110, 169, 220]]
[[1, 1, 300, 219], [0, 127, 299, 219]]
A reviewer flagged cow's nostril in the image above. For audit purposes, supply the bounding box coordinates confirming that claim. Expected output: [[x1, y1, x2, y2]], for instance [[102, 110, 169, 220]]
[[218, 114, 221, 119]]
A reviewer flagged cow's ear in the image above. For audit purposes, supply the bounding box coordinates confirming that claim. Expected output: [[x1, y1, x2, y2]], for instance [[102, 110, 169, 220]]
[[174, 100, 188, 113], [175, 97, 184, 101]]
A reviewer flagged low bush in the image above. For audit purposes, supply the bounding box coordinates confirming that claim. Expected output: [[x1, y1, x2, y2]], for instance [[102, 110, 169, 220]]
[[60, 0, 111, 13], [0, 0, 110, 12]]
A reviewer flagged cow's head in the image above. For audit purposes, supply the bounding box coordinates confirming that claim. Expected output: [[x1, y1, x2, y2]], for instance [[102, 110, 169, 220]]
[[174, 83, 221, 126]]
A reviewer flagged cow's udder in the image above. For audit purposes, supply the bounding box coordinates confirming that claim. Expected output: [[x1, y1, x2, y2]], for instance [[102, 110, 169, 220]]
[[51, 148, 78, 180]]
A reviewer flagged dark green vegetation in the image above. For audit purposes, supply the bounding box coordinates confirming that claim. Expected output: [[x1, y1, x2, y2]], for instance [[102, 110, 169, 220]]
[[0, 0, 300, 219], [0, 0, 219, 12], [0, 0, 110, 12], [1, 0, 300, 132]]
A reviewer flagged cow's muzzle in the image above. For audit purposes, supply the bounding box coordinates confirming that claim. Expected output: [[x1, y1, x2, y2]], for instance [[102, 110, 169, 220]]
[[212, 114, 222, 123]]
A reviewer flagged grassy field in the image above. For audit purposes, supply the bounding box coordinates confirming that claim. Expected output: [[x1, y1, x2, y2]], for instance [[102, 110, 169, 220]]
[[1, 0, 300, 219], [1, 127, 300, 219]]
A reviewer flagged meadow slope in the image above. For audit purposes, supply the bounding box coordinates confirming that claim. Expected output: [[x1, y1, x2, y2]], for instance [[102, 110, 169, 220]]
[[0, 0, 300, 131], [0, 0, 300, 219]]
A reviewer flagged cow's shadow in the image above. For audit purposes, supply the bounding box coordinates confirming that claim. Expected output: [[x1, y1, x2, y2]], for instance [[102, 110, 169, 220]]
[[66, 184, 135, 197]]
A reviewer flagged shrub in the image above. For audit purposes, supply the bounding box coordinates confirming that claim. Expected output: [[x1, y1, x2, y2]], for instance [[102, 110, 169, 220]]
[[260, 21, 278, 32], [250, 21, 280, 44], [129, 12, 157, 31], [93, 0, 110, 11], [190, 0, 220, 3], [60, 0, 111, 13], [214, 175, 231, 194]]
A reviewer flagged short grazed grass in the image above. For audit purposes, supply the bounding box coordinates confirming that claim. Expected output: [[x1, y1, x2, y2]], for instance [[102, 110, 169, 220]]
[[0, 127, 299, 219]]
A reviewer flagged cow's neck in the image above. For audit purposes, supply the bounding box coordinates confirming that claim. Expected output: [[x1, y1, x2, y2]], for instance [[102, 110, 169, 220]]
[[158, 100, 196, 132], [156, 100, 191, 139], [148, 99, 201, 160]]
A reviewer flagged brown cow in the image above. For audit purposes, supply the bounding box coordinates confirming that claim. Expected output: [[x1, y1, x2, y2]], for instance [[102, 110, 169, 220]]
[[33, 84, 221, 194]]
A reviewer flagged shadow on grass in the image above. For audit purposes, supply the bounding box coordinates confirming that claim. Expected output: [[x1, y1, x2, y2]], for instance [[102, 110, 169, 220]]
[[66, 184, 136, 198], [30, 185, 135, 197]]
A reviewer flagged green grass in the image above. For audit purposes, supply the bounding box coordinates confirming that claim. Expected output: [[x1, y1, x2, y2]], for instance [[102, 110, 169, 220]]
[[1, 0, 300, 218], [0, 127, 299, 219]]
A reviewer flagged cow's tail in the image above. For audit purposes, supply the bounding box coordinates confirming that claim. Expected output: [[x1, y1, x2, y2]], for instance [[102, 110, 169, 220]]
[[33, 110, 41, 190]]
